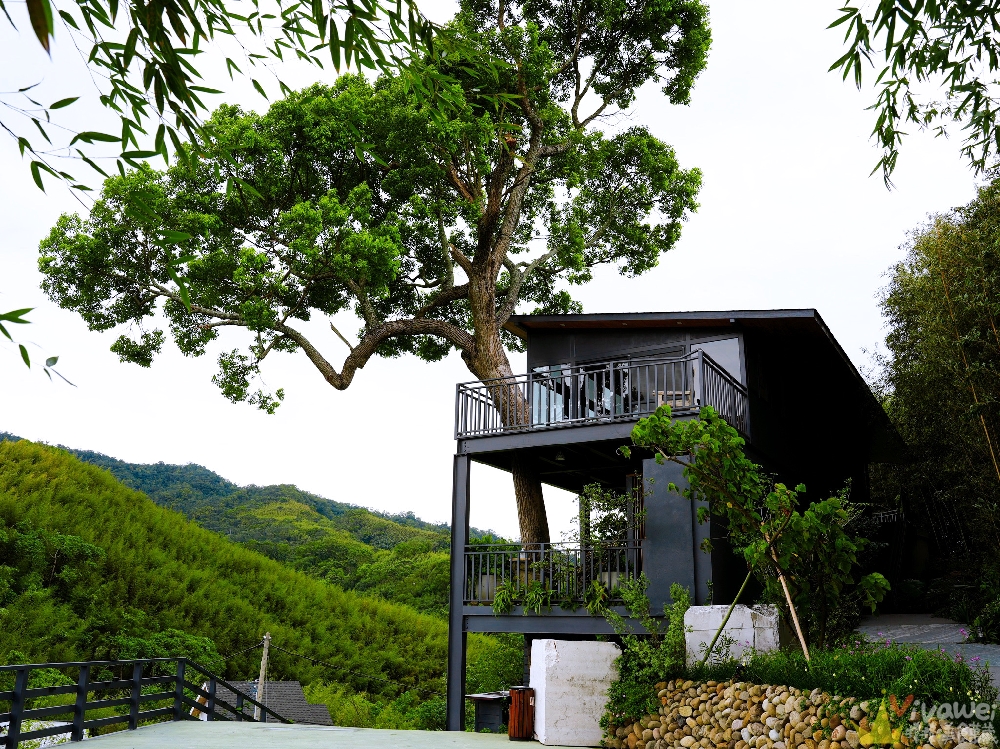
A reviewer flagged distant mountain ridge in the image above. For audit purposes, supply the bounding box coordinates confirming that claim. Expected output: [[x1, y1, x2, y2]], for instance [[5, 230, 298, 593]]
[[0, 431, 465, 538]]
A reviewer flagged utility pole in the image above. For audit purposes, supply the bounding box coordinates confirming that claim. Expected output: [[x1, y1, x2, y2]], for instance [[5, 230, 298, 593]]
[[254, 633, 271, 721]]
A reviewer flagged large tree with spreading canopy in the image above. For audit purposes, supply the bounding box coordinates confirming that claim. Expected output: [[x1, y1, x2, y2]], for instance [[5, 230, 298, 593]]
[[37, 0, 710, 543]]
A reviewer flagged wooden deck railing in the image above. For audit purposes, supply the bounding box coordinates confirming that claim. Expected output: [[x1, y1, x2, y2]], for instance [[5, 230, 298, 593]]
[[455, 350, 749, 439], [0, 657, 290, 749]]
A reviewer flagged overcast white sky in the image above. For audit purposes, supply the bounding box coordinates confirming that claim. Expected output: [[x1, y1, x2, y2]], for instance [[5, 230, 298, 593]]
[[0, 0, 980, 540]]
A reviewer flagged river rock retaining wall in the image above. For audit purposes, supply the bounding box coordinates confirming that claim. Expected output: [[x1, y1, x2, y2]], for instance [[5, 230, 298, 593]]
[[603, 680, 996, 749]]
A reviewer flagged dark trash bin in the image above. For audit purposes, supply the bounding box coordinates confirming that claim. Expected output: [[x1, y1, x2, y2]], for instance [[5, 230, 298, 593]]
[[507, 686, 534, 741], [466, 691, 510, 733]]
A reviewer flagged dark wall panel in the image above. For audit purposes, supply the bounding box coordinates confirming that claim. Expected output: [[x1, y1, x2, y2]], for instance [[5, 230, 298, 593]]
[[642, 458, 696, 612]]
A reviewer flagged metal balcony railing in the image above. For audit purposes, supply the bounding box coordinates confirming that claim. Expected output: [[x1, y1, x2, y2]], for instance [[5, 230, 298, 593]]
[[463, 542, 641, 607], [455, 350, 749, 439]]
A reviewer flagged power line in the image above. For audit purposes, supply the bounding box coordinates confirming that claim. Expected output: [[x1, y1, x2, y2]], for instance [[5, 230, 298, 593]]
[[221, 640, 265, 661]]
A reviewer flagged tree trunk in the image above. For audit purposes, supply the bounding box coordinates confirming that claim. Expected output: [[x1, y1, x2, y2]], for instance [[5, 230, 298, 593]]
[[465, 320, 551, 545], [511, 453, 551, 544]]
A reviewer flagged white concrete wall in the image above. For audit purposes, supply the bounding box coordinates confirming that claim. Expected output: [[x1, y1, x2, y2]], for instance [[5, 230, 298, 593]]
[[684, 604, 785, 665], [529, 639, 620, 747]]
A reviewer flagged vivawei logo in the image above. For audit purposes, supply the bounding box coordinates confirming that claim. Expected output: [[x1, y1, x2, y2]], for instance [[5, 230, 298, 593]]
[[858, 698, 904, 746], [917, 700, 996, 722], [891, 695, 914, 717], [858, 695, 997, 747]]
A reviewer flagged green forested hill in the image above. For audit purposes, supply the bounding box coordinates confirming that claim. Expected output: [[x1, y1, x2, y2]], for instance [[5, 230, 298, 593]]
[[0, 432, 458, 615], [0, 440, 450, 696]]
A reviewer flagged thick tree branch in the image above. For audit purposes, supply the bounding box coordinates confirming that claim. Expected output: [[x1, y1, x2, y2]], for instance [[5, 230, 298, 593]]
[[446, 159, 477, 204], [344, 278, 379, 328], [496, 246, 559, 326], [329, 322, 355, 351], [151, 283, 245, 323], [538, 142, 571, 157], [450, 244, 473, 275], [415, 283, 470, 318], [275, 318, 475, 391], [438, 207, 455, 289]]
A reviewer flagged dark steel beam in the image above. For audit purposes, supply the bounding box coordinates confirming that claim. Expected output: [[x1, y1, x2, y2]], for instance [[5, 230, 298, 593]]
[[446, 455, 470, 732], [464, 612, 658, 635], [459, 421, 639, 455]]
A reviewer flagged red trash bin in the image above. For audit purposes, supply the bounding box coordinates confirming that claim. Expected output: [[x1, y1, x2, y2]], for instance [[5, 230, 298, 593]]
[[508, 686, 534, 741]]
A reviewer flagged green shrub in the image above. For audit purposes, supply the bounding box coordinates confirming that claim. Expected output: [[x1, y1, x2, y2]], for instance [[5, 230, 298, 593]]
[[974, 598, 1000, 643], [302, 684, 446, 729], [411, 695, 447, 730], [601, 578, 690, 731]]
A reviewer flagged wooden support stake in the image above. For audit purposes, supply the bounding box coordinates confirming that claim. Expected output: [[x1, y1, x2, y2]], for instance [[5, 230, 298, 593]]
[[7, 668, 28, 749], [128, 662, 143, 730], [698, 566, 754, 669], [72, 664, 90, 741], [173, 661, 185, 721]]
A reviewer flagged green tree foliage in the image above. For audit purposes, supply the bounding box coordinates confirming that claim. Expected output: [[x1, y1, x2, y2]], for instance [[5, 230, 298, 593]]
[[0, 438, 455, 698], [36, 67, 706, 402], [830, 1, 1000, 181], [625, 406, 889, 649], [0, 308, 73, 380], [61, 442, 452, 538], [875, 179, 1000, 636], [102, 625, 226, 674], [352, 539, 451, 618], [303, 683, 449, 730], [774, 489, 890, 649], [464, 632, 523, 694], [570, 483, 645, 548], [0, 520, 106, 610], [36, 0, 709, 542]]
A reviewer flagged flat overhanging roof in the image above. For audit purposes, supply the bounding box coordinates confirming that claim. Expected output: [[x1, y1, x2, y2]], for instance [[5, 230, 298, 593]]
[[507, 308, 822, 335]]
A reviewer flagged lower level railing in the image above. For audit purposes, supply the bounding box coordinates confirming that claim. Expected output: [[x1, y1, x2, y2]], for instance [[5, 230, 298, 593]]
[[0, 657, 290, 748], [464, 543, 641, 607]]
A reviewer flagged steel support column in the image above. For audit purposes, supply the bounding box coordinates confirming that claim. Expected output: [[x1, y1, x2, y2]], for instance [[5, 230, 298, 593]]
[[446, 454, 470, 731]]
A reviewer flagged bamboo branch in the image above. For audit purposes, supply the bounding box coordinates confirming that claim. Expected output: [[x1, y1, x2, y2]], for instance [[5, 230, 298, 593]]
[[932, 231, 1000, 484]]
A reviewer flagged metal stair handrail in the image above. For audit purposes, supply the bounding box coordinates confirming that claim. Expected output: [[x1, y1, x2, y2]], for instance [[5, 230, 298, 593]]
[[0, 657, 292, 749]]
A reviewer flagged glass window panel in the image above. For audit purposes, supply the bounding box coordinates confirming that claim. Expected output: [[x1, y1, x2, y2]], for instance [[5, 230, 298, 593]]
[[691, 338, 742, 383]]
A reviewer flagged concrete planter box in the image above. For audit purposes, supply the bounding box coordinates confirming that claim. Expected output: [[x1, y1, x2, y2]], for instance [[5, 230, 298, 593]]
[[684, 604, 789, 665], [529, 639, 619, 746]]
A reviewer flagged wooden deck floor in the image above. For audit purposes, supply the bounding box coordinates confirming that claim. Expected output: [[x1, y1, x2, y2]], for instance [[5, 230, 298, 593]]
[[85, 722, 571, 748]]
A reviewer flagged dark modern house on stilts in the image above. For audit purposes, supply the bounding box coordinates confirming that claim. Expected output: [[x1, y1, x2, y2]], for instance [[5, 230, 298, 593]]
[[445, 310, 905, 732]]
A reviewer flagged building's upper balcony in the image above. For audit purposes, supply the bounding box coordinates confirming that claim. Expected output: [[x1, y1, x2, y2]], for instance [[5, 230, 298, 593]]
[[455, 350, 749, 442]]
